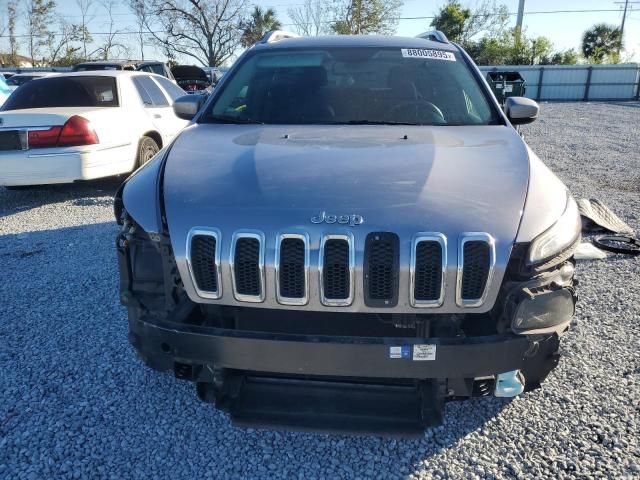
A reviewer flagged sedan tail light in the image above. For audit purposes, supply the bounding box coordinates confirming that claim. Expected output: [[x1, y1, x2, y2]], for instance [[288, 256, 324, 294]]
[[28, 115, 99, 149]]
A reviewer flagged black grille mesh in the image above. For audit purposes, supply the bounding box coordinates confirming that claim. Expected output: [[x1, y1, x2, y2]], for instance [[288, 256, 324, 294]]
[[279, 238, 305, 299], [191, 235, 218, 293], [367, 238, 395, 301], [461, 241, 490, 299], [234, 237, 261, 296], [323, 239, 350, 300], [414, 241, 442, 301]]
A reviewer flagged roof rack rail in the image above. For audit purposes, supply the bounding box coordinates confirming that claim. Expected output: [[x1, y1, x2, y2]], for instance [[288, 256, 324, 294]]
[[260, 30, 300, 44], [415, 30, 449, 44]]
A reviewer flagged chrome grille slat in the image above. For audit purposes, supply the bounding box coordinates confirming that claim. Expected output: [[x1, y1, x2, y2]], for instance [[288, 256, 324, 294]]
[[275, 233, 309, 306], [230, 231, 265, 303], [319, 234, 355, 306], [186, 228, 222, 299], [410, 233, 446, 307], [456, 233, 495, 308]]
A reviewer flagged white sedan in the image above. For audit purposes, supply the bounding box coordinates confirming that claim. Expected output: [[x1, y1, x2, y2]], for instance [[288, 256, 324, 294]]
[[0, 71, 190, 187]]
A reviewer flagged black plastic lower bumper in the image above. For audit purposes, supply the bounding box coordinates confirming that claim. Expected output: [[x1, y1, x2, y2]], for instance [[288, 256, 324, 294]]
[[130, 318, 535, 380]]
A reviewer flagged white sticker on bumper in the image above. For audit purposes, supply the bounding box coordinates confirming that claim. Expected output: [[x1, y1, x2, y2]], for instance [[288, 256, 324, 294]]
[[401, 49, 456, 61], [413, 344, 437, 361]]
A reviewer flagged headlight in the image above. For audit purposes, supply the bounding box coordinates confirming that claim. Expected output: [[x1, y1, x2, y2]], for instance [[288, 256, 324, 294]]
[[527, 194, 581, 265]]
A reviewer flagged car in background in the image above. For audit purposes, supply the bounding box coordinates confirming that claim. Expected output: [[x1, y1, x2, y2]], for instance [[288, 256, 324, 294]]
[[0, 76, 11, 107], [202, 66, 228, 86], [72, 60, 175, 80], [5, 72, 55, 91], [171, 65, 211, 93], [0, 71, 188, 187]]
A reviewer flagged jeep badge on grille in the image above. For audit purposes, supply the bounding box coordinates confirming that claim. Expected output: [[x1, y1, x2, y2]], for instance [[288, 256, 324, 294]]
[[311, 211, 364, 226]]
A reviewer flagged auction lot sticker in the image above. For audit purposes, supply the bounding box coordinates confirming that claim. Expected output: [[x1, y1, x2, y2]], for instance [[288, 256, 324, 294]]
[[413, 344, 437, 361], [401, 49, 456, 61]]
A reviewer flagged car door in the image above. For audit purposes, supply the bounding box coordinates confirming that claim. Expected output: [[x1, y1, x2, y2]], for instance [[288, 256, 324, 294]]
[[131, 75, 186, 144]]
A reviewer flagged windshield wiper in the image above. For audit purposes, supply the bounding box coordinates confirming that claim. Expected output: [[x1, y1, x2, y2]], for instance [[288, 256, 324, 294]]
[[207, 114, 265, 124]]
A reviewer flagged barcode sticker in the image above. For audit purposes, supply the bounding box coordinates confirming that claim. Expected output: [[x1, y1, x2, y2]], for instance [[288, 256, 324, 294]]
[[413, 344, 437, 361], [401, 49, 456, 61]]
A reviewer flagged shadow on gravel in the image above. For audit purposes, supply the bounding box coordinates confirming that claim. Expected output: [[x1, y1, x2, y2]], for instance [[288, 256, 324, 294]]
[[0, 176, 124, 219]]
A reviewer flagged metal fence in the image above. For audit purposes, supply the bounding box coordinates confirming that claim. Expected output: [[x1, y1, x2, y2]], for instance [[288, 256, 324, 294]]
[[479, 64, 640, 101]]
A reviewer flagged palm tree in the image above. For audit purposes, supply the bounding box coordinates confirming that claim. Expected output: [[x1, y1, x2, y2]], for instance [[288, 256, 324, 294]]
[[582, 24, 623, 64], [240, 6, 282, 47]]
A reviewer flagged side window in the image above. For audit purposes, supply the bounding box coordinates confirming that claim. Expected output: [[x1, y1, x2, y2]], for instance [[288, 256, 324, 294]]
[[132, 75, 169, 107], [132, 76, 153, 106], [153, 76, 186, 102]]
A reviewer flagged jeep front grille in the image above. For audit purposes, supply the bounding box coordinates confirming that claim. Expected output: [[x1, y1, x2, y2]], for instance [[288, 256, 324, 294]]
[[410, 234, 446, 307], [276, 234, 309, 305], [320, 234, 354, 306], [187, 229, 221, 299], [364, 232, 399, 307], [231, 232, 265, 302], [185, 228, 496, 310], [456, 234, 495, 307]]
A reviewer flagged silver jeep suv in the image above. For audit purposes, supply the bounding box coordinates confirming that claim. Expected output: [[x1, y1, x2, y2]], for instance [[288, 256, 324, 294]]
[[114, 31, 580, 435]]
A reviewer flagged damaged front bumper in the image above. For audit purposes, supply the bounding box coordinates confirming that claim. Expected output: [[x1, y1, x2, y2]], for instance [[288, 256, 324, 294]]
[[129, 315, 560, 436]]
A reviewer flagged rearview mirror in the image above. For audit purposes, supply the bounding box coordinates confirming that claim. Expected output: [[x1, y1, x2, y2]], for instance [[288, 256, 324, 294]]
[[505, 97, 539, 125], [173, 95, 202, 120]]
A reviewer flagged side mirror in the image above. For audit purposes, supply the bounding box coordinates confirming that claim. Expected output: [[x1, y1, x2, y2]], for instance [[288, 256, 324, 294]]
[[173, 95, 202, 120], [505, 97, 539, 125]]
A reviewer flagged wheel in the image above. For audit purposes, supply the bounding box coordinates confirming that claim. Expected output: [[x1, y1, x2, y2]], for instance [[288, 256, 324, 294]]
[[136, 136, 160, 169]]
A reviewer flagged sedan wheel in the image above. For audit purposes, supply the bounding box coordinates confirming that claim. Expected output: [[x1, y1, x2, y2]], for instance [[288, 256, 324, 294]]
[[137, 136, 160, 168]]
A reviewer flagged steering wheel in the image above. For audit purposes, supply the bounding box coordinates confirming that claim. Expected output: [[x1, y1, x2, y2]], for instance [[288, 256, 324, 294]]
[[385, 100, 446, 124]]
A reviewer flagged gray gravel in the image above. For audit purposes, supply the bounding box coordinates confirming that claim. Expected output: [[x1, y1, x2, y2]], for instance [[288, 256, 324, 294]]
[[1, 102, 639, 479]]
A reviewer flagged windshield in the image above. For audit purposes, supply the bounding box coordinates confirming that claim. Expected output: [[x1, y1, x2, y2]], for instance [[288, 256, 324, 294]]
[[205, 47, 499, 126], [1, 76, 119, 110]]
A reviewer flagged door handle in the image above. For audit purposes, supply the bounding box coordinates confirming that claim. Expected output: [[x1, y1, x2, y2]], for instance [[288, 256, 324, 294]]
[[153, 113, 162, 119]]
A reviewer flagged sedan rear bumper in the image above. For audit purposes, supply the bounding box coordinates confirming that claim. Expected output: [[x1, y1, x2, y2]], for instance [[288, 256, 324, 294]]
[[0, 144, 133, 186]]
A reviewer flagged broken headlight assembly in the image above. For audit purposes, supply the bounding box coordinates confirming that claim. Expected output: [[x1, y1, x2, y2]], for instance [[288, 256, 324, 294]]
[[527, 193, 581, 267]]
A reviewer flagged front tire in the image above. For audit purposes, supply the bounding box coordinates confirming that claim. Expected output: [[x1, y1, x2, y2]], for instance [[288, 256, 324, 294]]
[[136, 136, 160, 169]]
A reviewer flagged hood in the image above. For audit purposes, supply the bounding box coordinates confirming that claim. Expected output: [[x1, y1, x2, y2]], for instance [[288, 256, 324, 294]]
[[171, 65, 208, 81], [163, 124, 529, 240]]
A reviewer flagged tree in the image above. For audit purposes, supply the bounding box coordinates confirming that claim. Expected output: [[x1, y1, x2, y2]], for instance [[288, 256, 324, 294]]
[[430, 0, 508, 45], [140, 0, 247, 67], [331, 0, 402, 35], [240, 6, 281, 47], [129, 0, 148, 60], [47, 21, 79, 64], [75, 0, 95, 60], [554, 49, 578, 65], [93, 0, 129, 60], [7, 0, 20, 66], [25, 0, 56, 66], [287, 0, 333, 36], [582, 23, 622, 64]]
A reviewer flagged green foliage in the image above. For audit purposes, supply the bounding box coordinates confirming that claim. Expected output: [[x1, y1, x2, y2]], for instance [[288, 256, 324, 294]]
[[430, 1, 577, 65], [430, 0, 471, 43], [331, 0, 402, 35], [545, 49, 579, 65], [582, 24, 622, 64], [240, 6, 282, 47]]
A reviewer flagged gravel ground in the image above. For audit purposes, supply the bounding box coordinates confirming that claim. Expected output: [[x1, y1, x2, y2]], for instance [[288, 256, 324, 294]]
[[1, 102, 639, 479]]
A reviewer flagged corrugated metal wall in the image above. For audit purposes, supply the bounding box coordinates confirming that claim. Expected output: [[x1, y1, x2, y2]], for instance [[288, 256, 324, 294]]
[[479, 64, 640, 101]]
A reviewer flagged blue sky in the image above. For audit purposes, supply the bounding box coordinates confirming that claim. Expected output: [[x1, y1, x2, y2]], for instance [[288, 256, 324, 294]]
[[8, 0, 640, 64]]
